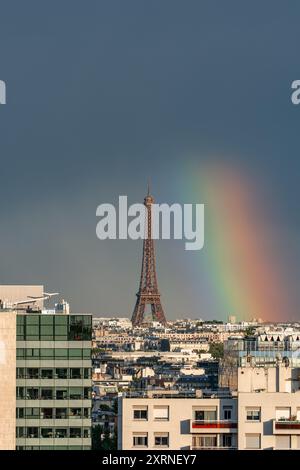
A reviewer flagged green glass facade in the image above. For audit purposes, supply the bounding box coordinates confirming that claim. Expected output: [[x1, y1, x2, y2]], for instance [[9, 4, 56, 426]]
[[16, 314, 92, 451]]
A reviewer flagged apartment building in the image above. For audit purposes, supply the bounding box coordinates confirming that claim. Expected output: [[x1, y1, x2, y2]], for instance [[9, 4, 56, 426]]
[[16, 312, 92, 450], [118, 364, 300, 450], [0, 307, 93, 450]]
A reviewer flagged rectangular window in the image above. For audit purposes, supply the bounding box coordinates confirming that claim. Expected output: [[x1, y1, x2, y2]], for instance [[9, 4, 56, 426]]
[[69, 316, 83, 341], [26, 348, 40, 359], [40, 316, 54, 340], [17, 387, 25, 399], [17, 368, 25, 379], [192, 435, 217, 449], [70, 408, 82, 418], [40, 349, 54, 359], [17, 316, 25, 340], [83, 428, 90, 438], [246, 408, 261, 421], [55, 408, 67, 419], [41, 428, 53, 438], [275, 435, 291, 449], [25, 408, 39, 418], [41, 369, 53, 379], [83, 349, 91, 359], [69, 349, 82, 359], [41, 408, 53, 419], [55, 368, 68, 379], [154, 433, 169, 447], [56, 388, 68, 400], [133, 434, 148, 447], [26, 388, 39, 400], [26, 316, 40, 340], [27, 368, 39, 379], [84, 387, 91, 399], [55, 349, 68, 360], [70, 368, 82, 379], [16, 427, 25, 438], [40, 388, 53, 400], [17, 408, 24, 418], [245, 433, 260, 449], [223, 406, 232, 421], [194, 409, 217, 422], [133, 408, 148, 420], [275, 408, 291, 421], [55, 428, 67, 438], [69, 387, 82, 400], [222, 434, 233, 448], [153, 406, 169, 421], [27, 427, 39, 438], [84, 368, 91, 379], [83, 408, 90, 418], [17, 348, 25, 359], [70, 428, 82, 438]]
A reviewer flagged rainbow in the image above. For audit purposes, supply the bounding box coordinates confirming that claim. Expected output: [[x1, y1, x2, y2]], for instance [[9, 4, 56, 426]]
[[185, 161, 292, 322]]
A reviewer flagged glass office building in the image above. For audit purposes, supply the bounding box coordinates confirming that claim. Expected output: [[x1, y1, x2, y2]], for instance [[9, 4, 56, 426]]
[[16, 313, 92, 450]]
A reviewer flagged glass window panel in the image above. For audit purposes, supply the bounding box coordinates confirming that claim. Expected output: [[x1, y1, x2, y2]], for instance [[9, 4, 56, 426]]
[[55, 349, 68, 359], [41, 369, 53, 379], [56, 388, 68, 400], [55, 428, 67, 438], [41, 408, 53, 419], [17, 348, 25, 358], [41, 389, 53, 400], [83, 349, 91, 359], [55, 408, 67, 419], [69, 349, 82, 359], [55, 368, 68, 379], [41, 428, 53, 438], [69, 387, 82, 399], [27, 368, 39, 379], [70, 428, 82, 438]]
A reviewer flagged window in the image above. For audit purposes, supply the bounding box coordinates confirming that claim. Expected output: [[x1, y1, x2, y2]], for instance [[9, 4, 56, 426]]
[[17, 368, 25, 379], [153, 406, 169, 421], [70, 428, 82, 438], [133, 434, 148, 447], [69, 316, 84, 341], [246, 408, 260, 421], [154, 433, 169, 447], [245, 433, 260, 449], [17, 408, 24, 418], [222, 434, 233, 448], [55, 408, 67, 419], [84, 388, 91, 399], [40, 349, 54, 359], [84, 368, 91, 379], [17, 316, 25, 340], [70, 368, 82, 379], [133, 408, 148, 420], [17, 348, 25, 358], [41, 408, 53, 419], [55, 368, 68, 379], [83, 349, 91, 359], [83, 408, 90, 418], [55, 349, 68, 360], [27, 368, 39, 379], [192, 435, 217, 449], [26, 388, 39, 400], [16, 427, 25, 438], [275, 435, 291, 450], [41, 388, 53, 400], [70, 408, 82, 418], [69, 387, 82, 399], [194, 408, 217, 422], [223, 406, 232, 421], [69, 349, 82, 359], [40, 316, 54, 340], [55, 428, 67, 438], [27, 427, 39, 438], [83, 428, 90, 438], [26, 349, 40, 359], [41, 369, 53, 379], [41, 428, 53, 438], [26, 316, 40, 340], [17, 387, 25, 399], [56, 388, 68, 400], [25, 408, 39, 418], [275, 408, 291, 421], [54, 316, 68, 341]]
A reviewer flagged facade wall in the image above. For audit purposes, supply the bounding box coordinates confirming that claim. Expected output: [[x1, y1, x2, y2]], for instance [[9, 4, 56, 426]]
[[0, 311, 16, 449]]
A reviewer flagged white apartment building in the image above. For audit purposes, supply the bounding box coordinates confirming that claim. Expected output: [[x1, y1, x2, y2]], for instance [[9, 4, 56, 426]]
[[118, 364, 300, 450]]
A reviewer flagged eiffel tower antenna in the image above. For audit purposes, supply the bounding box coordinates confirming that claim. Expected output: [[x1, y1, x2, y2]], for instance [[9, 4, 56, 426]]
[[131, 188, 167, 326]]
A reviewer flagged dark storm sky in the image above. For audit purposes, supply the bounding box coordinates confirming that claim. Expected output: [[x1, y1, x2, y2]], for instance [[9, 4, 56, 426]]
[[0, 1, 299, 320]]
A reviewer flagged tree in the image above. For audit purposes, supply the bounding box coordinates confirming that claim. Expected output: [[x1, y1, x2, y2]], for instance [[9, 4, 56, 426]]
[[92, 425, 103, 450], [209, 342, 224, 359], [244, 326, 256, 337]]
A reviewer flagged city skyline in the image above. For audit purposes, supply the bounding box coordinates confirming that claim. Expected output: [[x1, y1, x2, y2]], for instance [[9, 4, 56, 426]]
[[0, 2, 299, 321]]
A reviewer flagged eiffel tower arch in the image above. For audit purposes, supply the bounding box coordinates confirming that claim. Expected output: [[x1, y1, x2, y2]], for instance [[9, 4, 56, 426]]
[[131, 188, 167, 326]]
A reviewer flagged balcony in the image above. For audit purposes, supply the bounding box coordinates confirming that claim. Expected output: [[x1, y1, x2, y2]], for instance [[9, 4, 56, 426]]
[[191, 446, 237, 450], [191, 420, 238, 433], [273, 419, 300, 434]]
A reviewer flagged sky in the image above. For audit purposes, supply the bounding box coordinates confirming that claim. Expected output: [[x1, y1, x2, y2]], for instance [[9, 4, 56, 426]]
[[0, 1, 299, 321]]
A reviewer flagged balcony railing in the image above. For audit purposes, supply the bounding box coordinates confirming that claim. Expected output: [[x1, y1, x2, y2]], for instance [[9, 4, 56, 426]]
[[275, 420, 300, 430], [192, 420, 238, 429], [191, 446, 237, 450]]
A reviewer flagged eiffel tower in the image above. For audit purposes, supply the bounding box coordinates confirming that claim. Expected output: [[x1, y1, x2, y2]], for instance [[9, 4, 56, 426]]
[[131, 187, 167, 326]]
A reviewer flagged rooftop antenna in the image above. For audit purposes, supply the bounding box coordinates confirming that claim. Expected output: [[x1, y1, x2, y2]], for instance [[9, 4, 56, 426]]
[[147, 177, 151, 196]]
